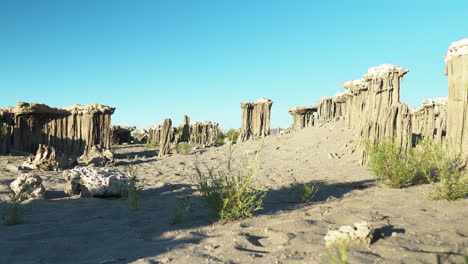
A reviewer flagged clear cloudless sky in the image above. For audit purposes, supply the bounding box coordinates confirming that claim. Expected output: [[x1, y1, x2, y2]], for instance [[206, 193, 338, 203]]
[[1, 0, 467, 130]]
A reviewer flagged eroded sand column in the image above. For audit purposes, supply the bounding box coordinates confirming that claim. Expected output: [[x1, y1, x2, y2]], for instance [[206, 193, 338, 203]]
[[159, 118, 173, 157], [240, 98, 273, 141], [445, 39, 468, 160], [288, 106, 317, 130]]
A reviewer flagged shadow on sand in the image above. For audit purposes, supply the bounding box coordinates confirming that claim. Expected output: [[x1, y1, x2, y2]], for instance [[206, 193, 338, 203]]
[[1, 178, 383, 264]]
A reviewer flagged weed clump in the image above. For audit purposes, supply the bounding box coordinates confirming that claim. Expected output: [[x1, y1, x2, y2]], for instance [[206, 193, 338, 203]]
[[145, 139, 159, 150], [366, 137, 467, 200], [192, 142, 265, 221], [415, 138, 467, 200], [172, 197, 191, 225], [120, 166, 143, 211], [291, 176, 318, 203], [1, 188, 29, 225], [365, 139, 425, 188], [175, 142, 193, 155]]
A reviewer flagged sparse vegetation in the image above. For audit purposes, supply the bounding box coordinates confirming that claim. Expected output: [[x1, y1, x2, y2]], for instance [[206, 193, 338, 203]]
[[145, 139, 159, 149], [415, 138, 467, 201], [191, 142, 265, 221], [175, 142, 193, 155], [0, 122, 8, 139], [226, 129, 240, 143], [325, 239, 349, 264], [120, 166, 143, 211], [216, 128, 225, 145], [291, 176, 318, 203], [366, 137, 467, 199], [365, 138, 426, 188], [172, 197, 191, 225], [1, 188, 29, 225]]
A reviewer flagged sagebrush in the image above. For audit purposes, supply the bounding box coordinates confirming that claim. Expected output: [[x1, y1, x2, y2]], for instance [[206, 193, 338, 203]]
[[192, 142, 265, 221], [366, 137, 467, 200], [175, 142, 193, 155], [120, 166, 143, 211], [291, 176, 318, 203], [415, 138, 467, 200], [1, 188, 29, 225], [365, 139, 425, 188]]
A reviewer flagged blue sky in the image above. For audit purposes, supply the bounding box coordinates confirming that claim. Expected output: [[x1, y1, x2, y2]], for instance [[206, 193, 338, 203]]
[[1, 0, 467, 130]]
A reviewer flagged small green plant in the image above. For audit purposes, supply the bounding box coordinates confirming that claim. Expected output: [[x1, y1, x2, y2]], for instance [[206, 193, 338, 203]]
[[226, 129, 240, 143], [192, 142, 265, 221], [291, 177, 318, 203], [110, 142, 119, 153], [175, 142, 193, 155], [216, 128, 225, 145], [120, 166, 143, 211], [365, 138, 425, 188], [415, 138, 467, 201], [145, 139, 159, 149], [1, 188, 29, 225], [0, 122, 8, 139], [325, 239, 348, 264], [172, 197, 191, 225]]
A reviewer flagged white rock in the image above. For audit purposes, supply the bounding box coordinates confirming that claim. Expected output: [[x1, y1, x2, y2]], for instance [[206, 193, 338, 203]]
[[324, 221, 374, 248], [63, 167, 130, 197], [9, 174, 46, 200]]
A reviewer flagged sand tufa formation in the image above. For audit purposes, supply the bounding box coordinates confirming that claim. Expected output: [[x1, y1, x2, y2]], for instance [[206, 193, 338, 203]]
[[0, 102, 115, 168], [288, 106, 317, 130], [240, 98, 273, 141], [445, 39, 468, 160]]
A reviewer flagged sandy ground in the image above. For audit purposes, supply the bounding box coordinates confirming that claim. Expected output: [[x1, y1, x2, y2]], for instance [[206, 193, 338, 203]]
[[1, 122, 467, 264]]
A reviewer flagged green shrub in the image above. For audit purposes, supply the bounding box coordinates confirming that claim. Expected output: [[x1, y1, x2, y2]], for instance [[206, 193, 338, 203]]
[[415, 138, 467, 201], [1, 188, 29, 225], [291, 177, 318, 203], [365, 139, 425, 188], [325, 239, 348, 264], [145, 139, 159, 150], [192, 142, 265, 221], [172, 198, 191, 225], [0, 123, 8, 139], [226, 129, 240, 143], [216, 128, 225, 145], [175, 142, 193, 155], [120, 166, 143, 211]]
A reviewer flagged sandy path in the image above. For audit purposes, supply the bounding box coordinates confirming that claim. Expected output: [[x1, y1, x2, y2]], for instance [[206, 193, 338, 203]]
[[1, 122, 466, 264]]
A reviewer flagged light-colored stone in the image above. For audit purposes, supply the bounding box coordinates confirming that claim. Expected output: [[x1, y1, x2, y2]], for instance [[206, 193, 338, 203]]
[[79, 145, 114, 167], [324, 221, 374, 248], [22, 144, 77, 171], [63, 166, 130, 197], [9, 174, 46, 200]]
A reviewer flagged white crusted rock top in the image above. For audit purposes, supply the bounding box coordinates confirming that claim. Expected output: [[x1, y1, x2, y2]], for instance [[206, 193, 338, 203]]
[[341, 79, 368, 93], [363, 64, 409, 80], [288, 106, 317, 114], [63, 166, 130, 197], [413, 97, 448, 113], [1, 102, 115, 115], [332, 90, 352, 103], [445, 39, 468, 63]]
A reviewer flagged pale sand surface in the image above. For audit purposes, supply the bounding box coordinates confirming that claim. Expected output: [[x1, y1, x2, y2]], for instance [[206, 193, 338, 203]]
[[1, 122, 467, 264]]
